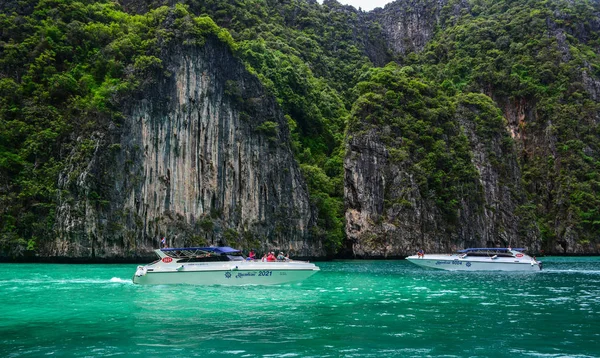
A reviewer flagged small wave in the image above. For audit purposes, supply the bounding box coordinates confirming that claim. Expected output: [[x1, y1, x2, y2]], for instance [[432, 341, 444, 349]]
[[545, 297, 571, 302], [510, 348, 596, 357], [543, 269, 600, 274], [0, 278, 132, 285], [109, 277, 132, 284]]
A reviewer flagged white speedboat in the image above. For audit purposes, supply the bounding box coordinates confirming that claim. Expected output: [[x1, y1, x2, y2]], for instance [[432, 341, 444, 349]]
[[406, 248, 542, 271], [132, 247, 320, 285]]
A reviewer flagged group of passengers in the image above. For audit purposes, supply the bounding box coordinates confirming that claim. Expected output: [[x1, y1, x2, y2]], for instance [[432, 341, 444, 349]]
[[247, 250, 289, 262]]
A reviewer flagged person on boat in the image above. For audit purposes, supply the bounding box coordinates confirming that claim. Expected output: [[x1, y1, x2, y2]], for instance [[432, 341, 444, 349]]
[[161, 237, 167, 248], [248, 250, 256, 260], [261, 253, 268, 262], [417, 249, 424, 259], [277, 252, 285, 261], [267, 252, 276, 262], [285, 253, 290, 261]]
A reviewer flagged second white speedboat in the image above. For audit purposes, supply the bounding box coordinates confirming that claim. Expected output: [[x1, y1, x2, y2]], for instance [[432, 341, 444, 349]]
[[133, 247, 320, 285], [406, 248, 542, 271]]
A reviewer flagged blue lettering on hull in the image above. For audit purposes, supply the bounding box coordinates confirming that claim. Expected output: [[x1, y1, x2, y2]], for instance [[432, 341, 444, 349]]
[[435, 260, 463, 266], [236, 272, 257, 279], [223, 271, 274, 279]]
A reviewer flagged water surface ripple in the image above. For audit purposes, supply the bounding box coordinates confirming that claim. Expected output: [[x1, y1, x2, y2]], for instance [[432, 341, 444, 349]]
[[1, 257, 599, 357]]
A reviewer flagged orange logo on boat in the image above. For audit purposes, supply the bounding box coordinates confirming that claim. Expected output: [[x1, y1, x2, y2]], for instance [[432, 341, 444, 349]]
[[162, 257, 173, 263]]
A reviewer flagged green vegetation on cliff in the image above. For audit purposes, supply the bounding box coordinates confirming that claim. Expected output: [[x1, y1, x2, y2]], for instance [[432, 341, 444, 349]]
[[0, 0, 234, 254], [412, 0, 600, 249], [2, 0, 600, 255], [349, 63, 481, 222], [187, 0, 374, 252]]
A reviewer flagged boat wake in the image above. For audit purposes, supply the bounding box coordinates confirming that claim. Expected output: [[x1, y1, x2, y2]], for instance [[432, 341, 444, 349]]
[[109, 277, 132, 284], [542, 269, 600, 274], [0, 278, 133, 285]]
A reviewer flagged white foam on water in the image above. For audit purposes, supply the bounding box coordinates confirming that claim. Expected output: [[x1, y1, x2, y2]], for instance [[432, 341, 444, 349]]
[[545, 296, 571, 302], [543, 269, 600, 274], [510, 348, 596, 357], [382, 348, 433, 355], [109, 277, 132, 284], [1, 278, 132, 285]]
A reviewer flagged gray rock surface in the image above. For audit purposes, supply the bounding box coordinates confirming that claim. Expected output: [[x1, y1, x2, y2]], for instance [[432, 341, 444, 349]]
[[344, 100, 541, 258], [46, 39, 321, 259]]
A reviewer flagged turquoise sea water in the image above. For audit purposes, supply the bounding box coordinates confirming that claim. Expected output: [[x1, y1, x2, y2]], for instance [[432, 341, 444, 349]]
[[1, 257, 599, 357]]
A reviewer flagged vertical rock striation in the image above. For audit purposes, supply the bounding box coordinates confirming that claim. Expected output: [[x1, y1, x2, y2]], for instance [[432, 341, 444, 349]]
[[354, 0, 600, 255], [369, 0, 469, 56], [48, 38, 320, 259], [345, 92, 539, 258]]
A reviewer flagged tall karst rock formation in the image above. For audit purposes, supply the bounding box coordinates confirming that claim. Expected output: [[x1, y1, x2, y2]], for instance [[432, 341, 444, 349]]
[[49, 39, 321, 260], [345, 0, 600, 256], [3, 0, 599, 260]]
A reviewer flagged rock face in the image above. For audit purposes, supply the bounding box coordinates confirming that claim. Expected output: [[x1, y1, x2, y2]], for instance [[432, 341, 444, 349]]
[[369, 0, 469, 56], [13, 0, 600, 260], [46, 39, 321, 260], [493, 91, 600, 255], [346, 0, 600, 256], [345, 100, 539, 258]]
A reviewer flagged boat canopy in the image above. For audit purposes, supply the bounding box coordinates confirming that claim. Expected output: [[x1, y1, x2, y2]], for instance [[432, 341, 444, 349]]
[[161, 247, 241, 254], [457, 248, 525, 253], [159, 247, 242, 259]]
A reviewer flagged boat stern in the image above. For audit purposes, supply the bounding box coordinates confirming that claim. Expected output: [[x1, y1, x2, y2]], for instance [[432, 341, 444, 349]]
[[132, 266, 146, 284]]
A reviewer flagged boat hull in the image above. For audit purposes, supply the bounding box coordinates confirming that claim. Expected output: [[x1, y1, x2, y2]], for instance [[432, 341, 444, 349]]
[[133, 263, 319, 285], [406, 255, 541, 272]]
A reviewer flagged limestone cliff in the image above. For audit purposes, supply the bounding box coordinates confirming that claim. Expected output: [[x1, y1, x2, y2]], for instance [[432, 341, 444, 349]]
[[369, 0, 469, 56], [346, 0, 600, 256], [46, 38, 321, 260], [345, 98, 539, 258], [4, 0, 600, 260]]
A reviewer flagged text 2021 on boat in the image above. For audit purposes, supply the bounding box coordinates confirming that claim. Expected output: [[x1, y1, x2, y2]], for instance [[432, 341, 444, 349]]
[[133, 247, 320, 285], [406, 248, 543, 271]]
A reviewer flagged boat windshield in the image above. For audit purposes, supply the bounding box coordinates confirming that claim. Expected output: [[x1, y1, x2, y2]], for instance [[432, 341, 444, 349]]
[[463, 251, 514, 257], [161, 246, 242, 259], [160, 247, 247, 262], [162, 248, 213, 259], [227, 255, 245, 261], [177, 255, 229, 262], [457, 248, 524, 257]]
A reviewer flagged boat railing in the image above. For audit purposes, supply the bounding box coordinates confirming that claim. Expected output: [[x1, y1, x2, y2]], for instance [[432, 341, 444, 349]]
[[464, 252, 515, 258], [245, 258, 308, 263], [162, 248, 213, 259]]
